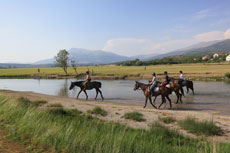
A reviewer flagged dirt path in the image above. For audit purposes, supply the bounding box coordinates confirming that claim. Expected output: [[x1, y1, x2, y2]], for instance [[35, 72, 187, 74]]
[[0, 129, 26, 153], [1, 89, 230, 143]]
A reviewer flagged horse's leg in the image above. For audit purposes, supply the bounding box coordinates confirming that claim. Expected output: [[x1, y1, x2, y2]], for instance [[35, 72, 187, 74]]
[[180, 87, 184, 96], [186, 85, 189, 93], [149, 96, 157, 109], [98, 89, 104, 101], [95, 89, 99, 100], [191, 86, 194, 95], [77, 90, 83, 99], [175, 91, 180, 104], [143, 97, 148, 108], [153, 95, 157, 104], [158, 96, 165, 109], [83, 90, 88, 100], [179, 93, 183, 103], [166, 95, 172, 108]]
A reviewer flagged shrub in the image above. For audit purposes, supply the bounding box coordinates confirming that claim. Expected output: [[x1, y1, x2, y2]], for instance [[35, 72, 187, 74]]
[[123, 112, 145, 122], [225, 72, 230, 79], [31, 100, 48, 107], [158, 116, 176, 124], [178, 117, 222, 136], [88, 107, 107, 116], [47, 103, 63, 108]]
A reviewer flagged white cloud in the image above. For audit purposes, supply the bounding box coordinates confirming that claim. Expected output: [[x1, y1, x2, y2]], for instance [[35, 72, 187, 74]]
[[103, 29, 230, 56], [224, 29, 230, 39], [193, 31, 225, 42], [102, 38, 196, 56]]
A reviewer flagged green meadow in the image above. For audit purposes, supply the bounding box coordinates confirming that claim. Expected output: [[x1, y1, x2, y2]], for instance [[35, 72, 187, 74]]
[[0, 63, 230, 79]]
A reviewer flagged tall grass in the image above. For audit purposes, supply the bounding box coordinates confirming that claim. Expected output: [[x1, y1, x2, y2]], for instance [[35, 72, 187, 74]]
[[178, 117, 222, 136], [0, 95, 229, 153], [123, 112, 145, 122]]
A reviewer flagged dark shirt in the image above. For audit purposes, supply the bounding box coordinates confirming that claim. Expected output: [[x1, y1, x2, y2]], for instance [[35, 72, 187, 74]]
[[165, 75, 170, 84]]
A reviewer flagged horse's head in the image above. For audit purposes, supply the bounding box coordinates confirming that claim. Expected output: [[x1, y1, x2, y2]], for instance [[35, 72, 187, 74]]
[[134, 81, 140, 91], [69, 82, 75, 90]]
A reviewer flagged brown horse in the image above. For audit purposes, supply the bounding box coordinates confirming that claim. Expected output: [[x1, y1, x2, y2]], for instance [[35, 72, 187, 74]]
[[170, 78, 194, 95], [134, 81, 172, 109], [69, 81, 104, 100], [152, 81, 182, 104]]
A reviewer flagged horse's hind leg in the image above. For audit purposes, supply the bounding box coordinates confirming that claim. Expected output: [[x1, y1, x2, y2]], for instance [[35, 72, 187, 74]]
[[95, 89, 99, 100], [83, 90, 88, 100], [143, 97, 148, 108], [166, 95, 172, 108], [149, 96, 157, 109], [179, 93, 183, 103], [186, 86, 189, 93], [98, 89, 104, 101]]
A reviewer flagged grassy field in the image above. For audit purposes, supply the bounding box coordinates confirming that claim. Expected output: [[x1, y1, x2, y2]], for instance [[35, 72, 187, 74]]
[[0, 94, 230, 153], [0, 63, 230, 79]]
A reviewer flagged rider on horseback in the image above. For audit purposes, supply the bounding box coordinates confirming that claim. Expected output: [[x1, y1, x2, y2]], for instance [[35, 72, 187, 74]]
[[178, 70, 184, 85], [149, 72, 157, 95], [161, 71, 170, 87], [83, 71, 91, 90]]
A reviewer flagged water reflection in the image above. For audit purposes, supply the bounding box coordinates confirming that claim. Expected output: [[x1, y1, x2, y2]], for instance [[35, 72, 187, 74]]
[[57, 79, 69, 97]]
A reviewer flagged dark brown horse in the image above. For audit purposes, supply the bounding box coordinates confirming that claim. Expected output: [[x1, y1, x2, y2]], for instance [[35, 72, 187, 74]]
[[69, 81, 104, 100], [152, 81, 182, 104], [134, 81, 172, 109], [170, 78, 194, 95]]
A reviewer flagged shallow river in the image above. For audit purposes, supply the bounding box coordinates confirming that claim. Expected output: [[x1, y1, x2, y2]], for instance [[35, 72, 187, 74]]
[[0, 79, 229, 115]]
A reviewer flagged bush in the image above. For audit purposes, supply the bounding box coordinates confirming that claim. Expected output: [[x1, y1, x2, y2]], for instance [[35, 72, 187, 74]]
[[225, 73, 230, 79], [158, 116, 176, 124], [88, 107, 107, 116], [47, 103, 63, 108], [123, 112, 145, 122], [31, 100, 48, 107], [178, 117, 222, 136]]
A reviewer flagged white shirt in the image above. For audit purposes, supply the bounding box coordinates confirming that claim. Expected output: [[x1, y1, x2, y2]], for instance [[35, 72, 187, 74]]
[[180, 74, 184, 80]]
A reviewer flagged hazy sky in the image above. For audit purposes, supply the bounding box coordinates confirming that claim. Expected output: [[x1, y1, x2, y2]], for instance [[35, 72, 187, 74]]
[[1, 0, 230, 63]]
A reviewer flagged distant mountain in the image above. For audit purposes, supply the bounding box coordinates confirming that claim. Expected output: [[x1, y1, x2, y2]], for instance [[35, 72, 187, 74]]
[[145, 39, 229, 60], [35, 48, 131, 65], [0, 63, 54, 68], [184, 39, 230, 56]]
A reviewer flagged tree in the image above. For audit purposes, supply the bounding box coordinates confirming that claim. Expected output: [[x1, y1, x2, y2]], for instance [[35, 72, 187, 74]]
[[55, 49, 69, 75], [70, 59, 78, 75]]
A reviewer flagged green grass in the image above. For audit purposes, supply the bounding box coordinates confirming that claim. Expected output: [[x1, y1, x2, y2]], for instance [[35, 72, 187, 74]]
[[87, 107, 108, 116], [47, 103, 63, 108], [123, 112, 145, 122], [0, 95, 230, 153], [158, 116, 176, 124], [178, 117, 222, 136], [31, 99, 48, 106], [0, 63, 230, 79]]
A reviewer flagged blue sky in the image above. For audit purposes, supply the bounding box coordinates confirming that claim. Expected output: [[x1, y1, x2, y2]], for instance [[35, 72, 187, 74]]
[[0, 0, 230, 62]]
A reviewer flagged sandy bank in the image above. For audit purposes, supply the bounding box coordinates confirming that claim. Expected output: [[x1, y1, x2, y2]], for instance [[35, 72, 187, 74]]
[[0, 89, 230, 143]]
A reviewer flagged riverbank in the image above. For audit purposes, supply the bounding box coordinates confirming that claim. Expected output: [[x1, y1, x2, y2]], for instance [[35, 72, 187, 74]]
[[0, 63, 230, 81], [1, 90, 230, 143]]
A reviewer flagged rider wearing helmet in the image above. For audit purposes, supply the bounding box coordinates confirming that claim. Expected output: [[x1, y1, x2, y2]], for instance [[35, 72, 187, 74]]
[[149, 72, 157, 94], [161, 71, 170, 86]]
